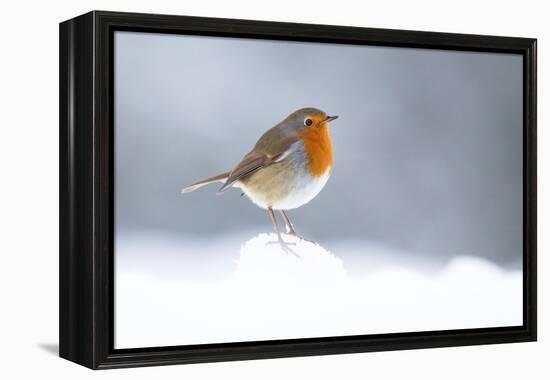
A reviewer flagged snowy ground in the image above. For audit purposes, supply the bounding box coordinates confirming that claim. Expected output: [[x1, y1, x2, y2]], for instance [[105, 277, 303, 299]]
[[115, 233, 522, 349]]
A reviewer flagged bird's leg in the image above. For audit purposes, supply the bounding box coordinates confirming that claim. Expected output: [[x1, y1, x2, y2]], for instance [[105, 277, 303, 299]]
[[267, 207, 296, 254], [279, 209, 297, 235], [279, 210, 316, 244]]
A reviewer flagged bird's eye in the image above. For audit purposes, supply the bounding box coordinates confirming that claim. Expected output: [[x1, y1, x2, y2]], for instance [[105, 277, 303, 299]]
[[304, 118, 313, 126]]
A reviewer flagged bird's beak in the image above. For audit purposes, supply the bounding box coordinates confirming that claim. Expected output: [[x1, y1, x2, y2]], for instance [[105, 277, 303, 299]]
[[323, 115, 339, 124]]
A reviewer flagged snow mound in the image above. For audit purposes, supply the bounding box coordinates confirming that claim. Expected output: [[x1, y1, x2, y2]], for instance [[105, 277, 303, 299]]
[[233, 233, 347, 286], [115, 233, 523, 348]]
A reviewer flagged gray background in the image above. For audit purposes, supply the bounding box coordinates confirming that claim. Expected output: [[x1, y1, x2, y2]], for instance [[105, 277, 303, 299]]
[[114, 31, 523, 266]]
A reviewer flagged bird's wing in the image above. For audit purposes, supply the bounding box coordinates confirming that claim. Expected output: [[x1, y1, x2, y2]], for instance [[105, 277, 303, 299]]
[[218, 131, 299, 193], [218, 151, 269, 192]]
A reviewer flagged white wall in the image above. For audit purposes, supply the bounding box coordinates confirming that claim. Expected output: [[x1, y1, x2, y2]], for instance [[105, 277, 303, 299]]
[[0, 0, 546, 378]]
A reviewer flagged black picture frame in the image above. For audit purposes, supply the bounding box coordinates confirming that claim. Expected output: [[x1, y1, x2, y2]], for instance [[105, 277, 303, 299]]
[[59, 10, 537, 369]]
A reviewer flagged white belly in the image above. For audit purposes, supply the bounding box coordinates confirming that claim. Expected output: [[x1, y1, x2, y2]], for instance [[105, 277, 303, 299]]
[[269, 168, 331, 210]]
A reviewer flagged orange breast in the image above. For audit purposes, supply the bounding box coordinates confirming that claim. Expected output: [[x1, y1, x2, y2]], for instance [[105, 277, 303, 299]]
[[299, 124, 334, 177]]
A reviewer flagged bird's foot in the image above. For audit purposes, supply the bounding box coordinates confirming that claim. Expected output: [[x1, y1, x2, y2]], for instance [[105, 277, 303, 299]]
[[286, 231, 317, 245], [267, 236, 299, 257]]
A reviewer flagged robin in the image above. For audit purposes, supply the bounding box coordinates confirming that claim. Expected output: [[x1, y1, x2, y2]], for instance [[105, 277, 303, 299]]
[[182, 107, 338, 249]]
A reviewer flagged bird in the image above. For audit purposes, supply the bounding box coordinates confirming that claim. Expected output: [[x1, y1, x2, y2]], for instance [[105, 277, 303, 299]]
[[181, 107, 338, 250]]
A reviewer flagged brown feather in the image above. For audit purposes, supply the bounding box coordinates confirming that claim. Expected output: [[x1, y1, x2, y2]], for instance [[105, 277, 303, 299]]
[[218, 152, 268, 192], [218, 129, 300, 193], [181, 171, 230, 193]]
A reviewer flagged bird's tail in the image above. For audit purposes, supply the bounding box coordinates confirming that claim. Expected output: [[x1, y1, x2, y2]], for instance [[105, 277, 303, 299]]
[[181, 172, 230, 193]]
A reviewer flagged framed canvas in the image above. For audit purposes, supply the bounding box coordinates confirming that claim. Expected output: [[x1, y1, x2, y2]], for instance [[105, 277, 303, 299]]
[[59, 11, 537, 369]]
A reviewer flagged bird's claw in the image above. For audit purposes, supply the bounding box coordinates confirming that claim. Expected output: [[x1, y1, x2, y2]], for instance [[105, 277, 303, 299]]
[[286, 232, 317, 245], [266, 237, 299, 257]]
